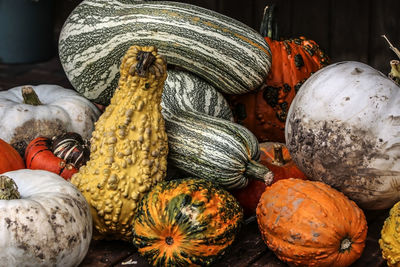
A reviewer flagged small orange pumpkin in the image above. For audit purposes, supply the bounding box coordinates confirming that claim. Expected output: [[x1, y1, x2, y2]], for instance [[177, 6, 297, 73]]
[[256, 178, 367, 267], [0, 138, 25, 174], [227, 4, 329, 143], [232, 142, 306, 216]]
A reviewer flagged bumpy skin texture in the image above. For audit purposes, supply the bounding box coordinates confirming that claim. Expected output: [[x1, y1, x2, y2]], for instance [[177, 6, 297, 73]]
[[0, 169, 92, 267], [380, 201, 400, 266], [71, 46, 169, 241], [132, 178, 243, 267], [285, 61, 400, 210], [256, 178, 367, 267]]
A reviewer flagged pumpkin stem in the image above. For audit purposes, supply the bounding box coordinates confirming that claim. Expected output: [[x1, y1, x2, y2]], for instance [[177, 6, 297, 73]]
[[260, 4, 278, 39], [0, 175, 21, 200], [339, 238, 352, 252], [272, 144, 286, 165], [22, 86, 42, 105], [382, 35, 400, 86], [245, 160, 274, 185]]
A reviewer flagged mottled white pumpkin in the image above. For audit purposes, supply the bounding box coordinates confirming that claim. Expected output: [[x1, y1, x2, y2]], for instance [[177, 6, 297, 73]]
[[285, 61, 400, 210], [0, 84, 101, 150], [0, 169, 92, 266]]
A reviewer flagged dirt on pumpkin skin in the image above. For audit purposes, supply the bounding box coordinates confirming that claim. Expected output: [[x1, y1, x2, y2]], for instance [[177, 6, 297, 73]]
[[10, 119, 67, 157]]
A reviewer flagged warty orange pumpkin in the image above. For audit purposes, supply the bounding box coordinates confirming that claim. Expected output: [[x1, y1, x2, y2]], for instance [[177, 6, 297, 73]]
[[227, 4, 329, 143], [256, 178, 367, 267]]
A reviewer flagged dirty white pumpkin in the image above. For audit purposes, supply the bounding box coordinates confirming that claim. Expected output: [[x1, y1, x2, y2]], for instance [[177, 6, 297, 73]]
[[0, 84, 101, 150], [0, 169, 92, 266], [285, 61, 400, 210]]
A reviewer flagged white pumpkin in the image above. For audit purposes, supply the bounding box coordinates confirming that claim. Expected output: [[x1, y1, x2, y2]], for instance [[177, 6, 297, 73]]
[[0, 169, 92, 266], [285, 61, 400, 210], [0, 84, 101, 149]]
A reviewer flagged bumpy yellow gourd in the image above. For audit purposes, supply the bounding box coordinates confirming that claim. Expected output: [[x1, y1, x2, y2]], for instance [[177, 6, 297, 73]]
[[380, 201, 400, 266], [71, 45, 168, 241]]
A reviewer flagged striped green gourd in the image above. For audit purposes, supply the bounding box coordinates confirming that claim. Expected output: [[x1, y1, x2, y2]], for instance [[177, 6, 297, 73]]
[[163, 109, 273, 190], [59, 0, 272, 105], [161, 69, 233, 121]]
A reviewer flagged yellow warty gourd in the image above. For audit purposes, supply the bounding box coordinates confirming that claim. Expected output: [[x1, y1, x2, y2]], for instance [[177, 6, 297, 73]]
[[71, 45, 168, 241], [380, 201, 400, 266]]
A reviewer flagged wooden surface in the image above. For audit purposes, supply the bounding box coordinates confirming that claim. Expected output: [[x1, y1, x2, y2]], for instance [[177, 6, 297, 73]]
[[0, 57, 390, 267]]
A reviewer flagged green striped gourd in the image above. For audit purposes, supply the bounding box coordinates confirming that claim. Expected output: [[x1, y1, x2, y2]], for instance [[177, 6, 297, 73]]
[[161, 69, 233, 121], [163, 109, 273, 190], [58, 0, 272, 105]]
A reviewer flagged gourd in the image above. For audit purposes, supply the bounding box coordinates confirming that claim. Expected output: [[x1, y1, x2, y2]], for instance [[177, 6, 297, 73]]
[[25, 132, 90, 180], [380, 201, 400, 266], [161, 69, 233, 121], [0, 84, 101, 155], [0, 138, 25, 174], [132, 178, 243, 267], [285, 61, 400, 210], [232, 142, 307, 216], [58, 0, 272, 105], [71, 45, 169, 241], [256, 178, 367, 267], [163, 109, 273, 190], [227, 4, 329, 142], [0, 169, 92, 267]]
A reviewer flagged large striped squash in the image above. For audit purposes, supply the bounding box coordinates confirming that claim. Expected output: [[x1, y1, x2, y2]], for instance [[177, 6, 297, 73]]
[[163, 109, 273, 190], [59, 0, 272, 105], [162, 69, 233, 121], [132, 178, 243, 266]]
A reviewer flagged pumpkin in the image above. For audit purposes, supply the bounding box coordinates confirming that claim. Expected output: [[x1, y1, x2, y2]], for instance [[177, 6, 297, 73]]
[[132, 178, 243, 267], [0, 84, 101, 155], [0, 169, 92, 266], [59, 0, 271, 105], [285, 61, 400, 210], [232, 142, 307, 216], [227, 4, 329, 142], [25, 132, 90, 180], [380, 201, 400, 266], [0, 138, 25, 174], [71, 45, 169, 241], [256, 178, 367, 267]]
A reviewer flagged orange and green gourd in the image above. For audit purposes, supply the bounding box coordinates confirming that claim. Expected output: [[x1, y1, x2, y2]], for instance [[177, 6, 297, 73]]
[[227, 4, 329, 142], [132, 178, 243, 267], [71, 45, 169, 241]]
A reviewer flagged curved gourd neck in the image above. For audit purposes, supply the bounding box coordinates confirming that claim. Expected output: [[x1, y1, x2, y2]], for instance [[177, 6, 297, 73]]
[[244, 160, 274, 185]]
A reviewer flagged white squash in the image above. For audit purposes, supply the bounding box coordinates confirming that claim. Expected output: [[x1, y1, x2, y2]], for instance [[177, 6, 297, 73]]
[[285, 61, 400, 210], [0, 84, 101, 150], [0, 169, 92, 266]]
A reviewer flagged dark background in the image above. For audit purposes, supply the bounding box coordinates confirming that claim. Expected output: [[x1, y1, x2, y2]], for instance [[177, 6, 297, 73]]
[[54, 0, 400, 74]]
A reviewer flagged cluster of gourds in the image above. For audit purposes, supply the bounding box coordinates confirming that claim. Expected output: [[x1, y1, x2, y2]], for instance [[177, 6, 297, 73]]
[[1, 0, 399, 266]]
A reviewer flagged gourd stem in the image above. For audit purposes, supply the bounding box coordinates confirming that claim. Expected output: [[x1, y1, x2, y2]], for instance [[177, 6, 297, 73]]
[[0, 175, 21, 200], [273, 144, 286, 165], [133, 51, 156, 77], [382, 35, 400, 86], [22, 86, 42, 105], [260, 4, 278, 39], [339, 238, 352, 252], [245, 160, 274, 185]]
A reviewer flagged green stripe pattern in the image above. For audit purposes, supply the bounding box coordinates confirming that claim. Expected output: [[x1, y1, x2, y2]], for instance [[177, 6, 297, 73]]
[[163, 109, 260, 189], [161, 69, 233, 121], [59, 0, 272, 105]]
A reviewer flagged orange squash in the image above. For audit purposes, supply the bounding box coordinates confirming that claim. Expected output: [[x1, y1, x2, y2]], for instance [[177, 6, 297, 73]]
[[256, 178, 367, 267], [0, 138, 25, 174], [227, 4, 329, 142], [232, 142, 306, 216]]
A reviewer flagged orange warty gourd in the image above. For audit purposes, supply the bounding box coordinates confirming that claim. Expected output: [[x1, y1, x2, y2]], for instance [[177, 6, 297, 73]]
[[0, 138, 25, 174], [232, 142, 307, 216], [227, 4, 329, 142], [256, 178, 367, 267]]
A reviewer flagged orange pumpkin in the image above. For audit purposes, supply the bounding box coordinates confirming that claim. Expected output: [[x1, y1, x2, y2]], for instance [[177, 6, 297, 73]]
[[232, 142, 306, 216], [256, 178, 367, 267], [0, 138, 25, 174], [227, 4, 329, 143]]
